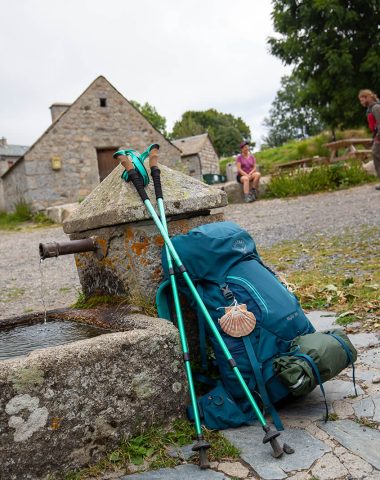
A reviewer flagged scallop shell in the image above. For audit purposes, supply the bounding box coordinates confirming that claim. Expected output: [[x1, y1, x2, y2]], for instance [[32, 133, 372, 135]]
[[218, 303, 256, 337]]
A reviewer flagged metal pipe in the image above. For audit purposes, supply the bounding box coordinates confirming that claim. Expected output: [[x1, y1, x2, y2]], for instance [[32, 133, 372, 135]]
[[39, 237, 98, 260]]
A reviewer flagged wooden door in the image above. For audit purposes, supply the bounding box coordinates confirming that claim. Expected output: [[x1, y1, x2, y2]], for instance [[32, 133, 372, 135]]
[[96, 147, 118, 182]]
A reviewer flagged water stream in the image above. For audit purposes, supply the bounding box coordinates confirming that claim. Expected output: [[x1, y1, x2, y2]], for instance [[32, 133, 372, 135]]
[[39, 258, 48, 323]]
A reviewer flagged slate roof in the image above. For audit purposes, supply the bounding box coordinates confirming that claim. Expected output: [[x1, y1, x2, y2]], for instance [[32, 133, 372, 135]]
[[172, 133, 209, 156], [0, 143, 29, 157]]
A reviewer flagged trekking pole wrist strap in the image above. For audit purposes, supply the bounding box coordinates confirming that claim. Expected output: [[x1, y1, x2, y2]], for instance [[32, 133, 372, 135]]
[[150, 166, 163, 200]]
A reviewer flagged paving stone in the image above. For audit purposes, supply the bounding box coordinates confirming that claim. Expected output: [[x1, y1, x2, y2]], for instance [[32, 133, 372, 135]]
[[364, 473, 380, 480], [216, 461, 249, 478], [348, 332, 380, 349], [340, 451, 373, 479], [374, 395, 380, 422], [119, 464, 228, 479], [319, 419, 380, 470], [360, 347, 380, 369], [222, 425, 330, 480], [306, 311, 337, 331], [354, 396, 376, 419], [167, 443, 196, 460], [354, 368, 378, 382], [286, 472, 312, 480], [280, 380, 363, 421], [331, 399, 354, 418], [311, 452, 348, 480]]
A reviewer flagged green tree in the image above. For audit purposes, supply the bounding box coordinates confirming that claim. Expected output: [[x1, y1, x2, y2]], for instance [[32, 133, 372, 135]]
[[268, 0, 380, 132], [130, 100, 167, 135], [263, 74, 325, 147], [171, 109, 251, 156]]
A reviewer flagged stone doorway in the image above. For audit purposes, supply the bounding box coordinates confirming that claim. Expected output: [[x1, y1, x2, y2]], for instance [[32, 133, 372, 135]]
[[96, 147, 119, 182]]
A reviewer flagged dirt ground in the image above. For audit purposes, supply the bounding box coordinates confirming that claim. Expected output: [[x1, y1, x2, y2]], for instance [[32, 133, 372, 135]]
[[1, 183, 379, 320]]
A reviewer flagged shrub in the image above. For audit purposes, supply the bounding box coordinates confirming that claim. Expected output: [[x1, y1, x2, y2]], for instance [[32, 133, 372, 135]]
[[266, 161, 375, 198]]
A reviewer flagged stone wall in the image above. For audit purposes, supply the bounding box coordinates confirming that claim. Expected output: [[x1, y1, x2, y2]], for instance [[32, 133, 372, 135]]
[[1, 76, 182, 211], [70, 212, 224, 301], [0, 159, 27, 211], [200, 137, 220, 175], [0, 314, 188, 480]]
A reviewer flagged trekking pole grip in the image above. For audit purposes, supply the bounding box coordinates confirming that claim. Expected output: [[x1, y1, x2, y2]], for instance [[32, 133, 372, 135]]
[[150, 166, 163, 200], [148, 145, 162, 200], [127, 169, 149, 202]]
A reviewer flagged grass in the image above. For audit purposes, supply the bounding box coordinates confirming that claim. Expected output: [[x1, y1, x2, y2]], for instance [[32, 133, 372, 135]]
[[0, 287, 26, 303], [60, 419, 239, 479], [71, 292, 129, 309], [264, 160, 376, 198], [71, 291, 157, 317], [259, 226, 380, 331], [0, 201, 54, 230]]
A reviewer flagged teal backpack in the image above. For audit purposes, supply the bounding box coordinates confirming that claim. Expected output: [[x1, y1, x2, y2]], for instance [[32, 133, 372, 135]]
[[156, 222, 355, 430]]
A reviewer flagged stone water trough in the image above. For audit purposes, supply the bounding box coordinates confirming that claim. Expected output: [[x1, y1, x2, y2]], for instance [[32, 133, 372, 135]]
[[0, 163, 227, 479]]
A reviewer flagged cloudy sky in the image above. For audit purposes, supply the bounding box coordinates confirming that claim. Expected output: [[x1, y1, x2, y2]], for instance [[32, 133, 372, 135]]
[[1, 0, 290, 148]]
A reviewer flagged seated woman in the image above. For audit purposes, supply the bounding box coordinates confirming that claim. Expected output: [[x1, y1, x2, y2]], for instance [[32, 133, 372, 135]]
[[236, 141, 261, 202]]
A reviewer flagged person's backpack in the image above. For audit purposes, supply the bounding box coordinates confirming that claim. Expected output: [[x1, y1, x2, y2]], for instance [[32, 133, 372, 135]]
[[156, 222, 356, 430]]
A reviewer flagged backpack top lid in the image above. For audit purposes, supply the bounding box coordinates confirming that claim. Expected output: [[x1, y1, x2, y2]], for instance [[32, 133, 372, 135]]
[[162, 221, 260, 283]]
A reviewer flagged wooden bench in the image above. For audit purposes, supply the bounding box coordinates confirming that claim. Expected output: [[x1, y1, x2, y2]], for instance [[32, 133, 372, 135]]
[[324, 138, 373, 163], [276, 156, 329, 171]]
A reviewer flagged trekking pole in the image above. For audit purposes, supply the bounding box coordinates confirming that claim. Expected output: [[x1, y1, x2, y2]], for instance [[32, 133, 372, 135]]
[[114, 144, 210, 468], [113, 147, 285, 459], [147, 144, 210, 468]]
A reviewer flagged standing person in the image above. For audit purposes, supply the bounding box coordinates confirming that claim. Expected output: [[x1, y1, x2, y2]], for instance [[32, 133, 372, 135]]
[[236, 141, 261, 202], [358, 89, 380, 190]]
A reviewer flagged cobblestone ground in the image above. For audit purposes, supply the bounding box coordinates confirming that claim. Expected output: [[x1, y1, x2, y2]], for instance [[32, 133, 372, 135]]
[[0, 184, 379, 320]]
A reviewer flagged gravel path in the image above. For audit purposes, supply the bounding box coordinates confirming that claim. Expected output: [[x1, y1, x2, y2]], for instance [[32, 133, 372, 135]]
[[1, 184, 379, 320]]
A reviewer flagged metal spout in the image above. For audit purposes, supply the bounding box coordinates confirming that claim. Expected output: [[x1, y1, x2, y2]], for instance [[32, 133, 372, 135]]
[[39, 237, 101, 260]]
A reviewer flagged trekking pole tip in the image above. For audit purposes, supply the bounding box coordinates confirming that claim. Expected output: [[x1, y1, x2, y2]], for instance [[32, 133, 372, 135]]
[[192, 438, 211, 469], [262, 426, 284, 458]]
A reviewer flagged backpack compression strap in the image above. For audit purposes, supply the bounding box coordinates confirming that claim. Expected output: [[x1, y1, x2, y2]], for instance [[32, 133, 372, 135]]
[[327, 332, 357, 396], [243, 336, 284, 431]]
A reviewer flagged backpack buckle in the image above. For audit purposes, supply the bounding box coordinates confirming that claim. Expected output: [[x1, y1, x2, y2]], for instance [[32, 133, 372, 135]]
[[220, 284, 235, 302]]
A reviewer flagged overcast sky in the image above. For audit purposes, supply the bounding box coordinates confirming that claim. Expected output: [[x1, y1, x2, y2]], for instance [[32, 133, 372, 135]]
[[1, 0, 290, 149]]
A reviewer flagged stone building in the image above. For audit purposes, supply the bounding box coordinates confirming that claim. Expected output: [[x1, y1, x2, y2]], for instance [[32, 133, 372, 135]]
[[172, 133, 220, 180], [0, 137, 28, 176], [0, 76, 182, 212]]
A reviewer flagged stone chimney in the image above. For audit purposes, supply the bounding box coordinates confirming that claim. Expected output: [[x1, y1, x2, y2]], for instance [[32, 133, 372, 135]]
[[49, 103, 71, 122], [63, 163, 227, 302]]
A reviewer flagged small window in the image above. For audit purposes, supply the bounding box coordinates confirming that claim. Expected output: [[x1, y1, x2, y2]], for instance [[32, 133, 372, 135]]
[[100, 98, 107, 107]]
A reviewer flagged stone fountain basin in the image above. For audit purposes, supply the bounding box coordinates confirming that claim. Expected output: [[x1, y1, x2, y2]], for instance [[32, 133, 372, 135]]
[[0, 307, 187, 480]]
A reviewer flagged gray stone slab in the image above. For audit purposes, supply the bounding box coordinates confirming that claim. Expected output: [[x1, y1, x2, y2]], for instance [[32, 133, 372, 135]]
[[360, 347, 380, 368], [306, 311, 337, 331], [167, 443, 196, 461], [354, 369, 378, 381], [354, 396, 375, 418], [319, 419, 380, 470], [280, 380, 363, 421], [120, 464, 228, 479], [63, 164, 227, 233], [374, 395, 380, 422], [348, 332, 380, 349], [222, 425, 330, 480]]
